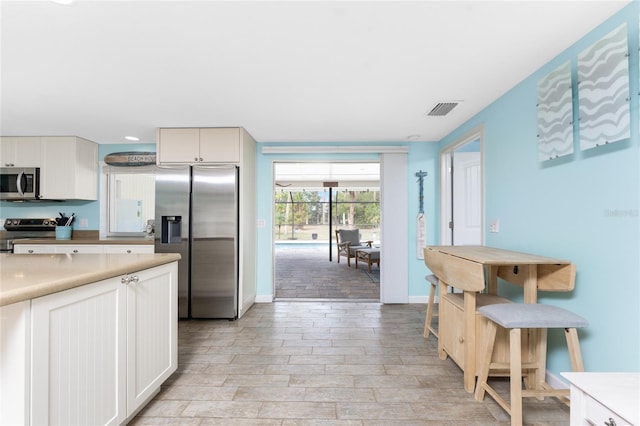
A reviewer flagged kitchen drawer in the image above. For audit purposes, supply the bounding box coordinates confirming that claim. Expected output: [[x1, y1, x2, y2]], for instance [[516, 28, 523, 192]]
[[562, 373, 640, 426], [54, 245, 104, 254], [103, 245, 154, 254], [13, 245, 56, 254], [584, 394, 631, 426]]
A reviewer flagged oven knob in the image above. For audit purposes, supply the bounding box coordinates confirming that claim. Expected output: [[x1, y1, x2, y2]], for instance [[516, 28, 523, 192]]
[[12, 219, 19, 225]]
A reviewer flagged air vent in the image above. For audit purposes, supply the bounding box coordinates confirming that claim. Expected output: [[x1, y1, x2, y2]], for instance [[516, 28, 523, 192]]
[[426, 102, 460, 117]]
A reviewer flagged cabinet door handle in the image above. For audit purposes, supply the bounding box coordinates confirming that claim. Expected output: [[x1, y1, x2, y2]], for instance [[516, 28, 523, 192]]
[[199, 157, 203, 162], [605, 418, 617, 426], [126, 249, 132, 254], [195, 157, 198, 161], [72, 249, 79, 253], [121, 276, 131, 284], [130, 275, 139, 283], [28, 249, 34, 254]]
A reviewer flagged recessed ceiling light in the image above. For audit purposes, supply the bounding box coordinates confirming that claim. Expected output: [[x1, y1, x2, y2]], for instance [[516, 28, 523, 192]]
[[51, 0, 74, 5], [125, 136, 140, 141]]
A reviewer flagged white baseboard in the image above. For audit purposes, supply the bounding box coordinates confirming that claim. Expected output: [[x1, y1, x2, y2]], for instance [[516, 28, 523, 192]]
[[408, 296, 440, 304], [546, 370, 569, 390], [254, 295, 440, 304]]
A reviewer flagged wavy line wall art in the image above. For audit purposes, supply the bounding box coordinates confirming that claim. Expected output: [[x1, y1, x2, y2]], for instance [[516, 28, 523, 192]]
[[578, 23, 630, 151], [537, 61, 573, 161]]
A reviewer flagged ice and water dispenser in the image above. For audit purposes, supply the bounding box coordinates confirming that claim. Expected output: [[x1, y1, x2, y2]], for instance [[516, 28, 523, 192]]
[[161, 216, 182, 244]]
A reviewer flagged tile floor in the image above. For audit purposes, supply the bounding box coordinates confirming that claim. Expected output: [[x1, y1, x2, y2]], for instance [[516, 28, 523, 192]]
[[131, 302, 570, 425]]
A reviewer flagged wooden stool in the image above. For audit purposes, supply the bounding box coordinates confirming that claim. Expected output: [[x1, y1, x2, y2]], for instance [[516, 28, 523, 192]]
[[474, 303, 588, 426], [423, 274, 439, 338]]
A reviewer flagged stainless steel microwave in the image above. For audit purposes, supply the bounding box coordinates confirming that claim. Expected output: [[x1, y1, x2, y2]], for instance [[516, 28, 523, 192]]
[[0, 167, 41, 201]]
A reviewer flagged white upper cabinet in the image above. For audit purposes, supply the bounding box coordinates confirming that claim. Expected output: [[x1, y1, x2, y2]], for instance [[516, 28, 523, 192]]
[[156, 128, 200, 163], [199, 128, 240, 163], [40, 136, 98, 200], [0, 137, 42, 167], [157, 127, 240, 164]]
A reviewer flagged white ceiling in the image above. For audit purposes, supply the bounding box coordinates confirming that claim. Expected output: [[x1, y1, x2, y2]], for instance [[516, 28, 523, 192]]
[[0, 1, 630, 145]]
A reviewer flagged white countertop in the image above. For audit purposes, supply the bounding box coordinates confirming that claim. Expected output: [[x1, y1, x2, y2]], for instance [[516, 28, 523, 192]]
[[0, 252, 181, 307]]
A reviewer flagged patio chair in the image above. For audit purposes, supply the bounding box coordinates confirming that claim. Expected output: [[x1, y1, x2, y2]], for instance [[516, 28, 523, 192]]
[[335, 229, 372, 267]]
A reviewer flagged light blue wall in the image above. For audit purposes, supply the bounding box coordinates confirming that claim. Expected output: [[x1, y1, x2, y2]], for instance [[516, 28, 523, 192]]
[[439, 3, 639, 375], [0, 143, 155, 228], [255, 142, 440, 298]]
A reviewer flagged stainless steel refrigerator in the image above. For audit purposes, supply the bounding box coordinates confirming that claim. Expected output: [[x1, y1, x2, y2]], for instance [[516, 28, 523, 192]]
[[155, 165, 238, 319]]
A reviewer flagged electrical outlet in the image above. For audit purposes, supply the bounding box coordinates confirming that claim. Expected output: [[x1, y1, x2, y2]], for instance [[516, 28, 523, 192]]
[[489, 219, 500, 233], [78, 218, 89, 228]]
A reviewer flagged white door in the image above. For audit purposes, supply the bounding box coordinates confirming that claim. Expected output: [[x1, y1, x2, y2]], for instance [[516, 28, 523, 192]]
[[452, 151, 482, 245]]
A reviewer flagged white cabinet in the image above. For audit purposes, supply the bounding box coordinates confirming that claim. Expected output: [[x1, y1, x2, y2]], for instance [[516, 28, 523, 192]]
[[562, 372, 639, 426], [0, 301, 31, 426], [199, 128, 240, 163], [29, 262, 177, 425], [104, 245, 154, 254], [31, 277, 127, 425], [0, 135, 97, 200], [157, 127, 240, 163], [125, 264, 177, 415], [14, 244, 103, 254], [40, 136, 98, 200], [14, 244, 153, 254], [55, 244, 104, 254], [0, 137, 42, 167], [13, 245, 56, 254]]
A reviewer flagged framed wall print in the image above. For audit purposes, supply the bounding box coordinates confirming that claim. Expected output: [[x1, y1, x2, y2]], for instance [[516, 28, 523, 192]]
[[537, 60, 573, 161], [578, 23, 630, 151]]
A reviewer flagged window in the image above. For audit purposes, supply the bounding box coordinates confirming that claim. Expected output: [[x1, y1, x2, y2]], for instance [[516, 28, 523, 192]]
[[274, 188, 380, 242]]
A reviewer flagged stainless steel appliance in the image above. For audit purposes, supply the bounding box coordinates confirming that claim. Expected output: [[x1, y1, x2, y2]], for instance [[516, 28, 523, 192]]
[[0, 167, 41, 201], [155, 165, 238, 319], [1, 217, 57, 252]]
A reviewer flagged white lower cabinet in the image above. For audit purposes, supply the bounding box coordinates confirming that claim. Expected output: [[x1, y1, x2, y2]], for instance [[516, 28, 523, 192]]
[[29, 262, 177, 425], [31, 277, 127, 425], [104, 245, 155, 254], [0, 301, 31, 425], [55, 244, 104, 254], [13, 245, 57, 254], [125, 265, 177, 416], [562, 372, 639, 426], [14, 244, 153, 254]]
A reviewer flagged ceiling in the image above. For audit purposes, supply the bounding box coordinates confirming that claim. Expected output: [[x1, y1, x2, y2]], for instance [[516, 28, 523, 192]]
[[0, 1, 630, 145]]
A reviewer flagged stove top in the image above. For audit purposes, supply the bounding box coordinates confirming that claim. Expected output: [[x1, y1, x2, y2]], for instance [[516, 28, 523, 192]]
[[3, 218, 58, 231]]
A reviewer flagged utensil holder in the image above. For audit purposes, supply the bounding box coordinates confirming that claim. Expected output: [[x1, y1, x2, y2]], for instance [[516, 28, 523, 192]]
[[55, 226, 72, 240]]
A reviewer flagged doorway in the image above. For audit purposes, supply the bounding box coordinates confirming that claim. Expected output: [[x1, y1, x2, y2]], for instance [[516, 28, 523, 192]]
[[440, 126, 484, 246], [273, 162, 381, 300]]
